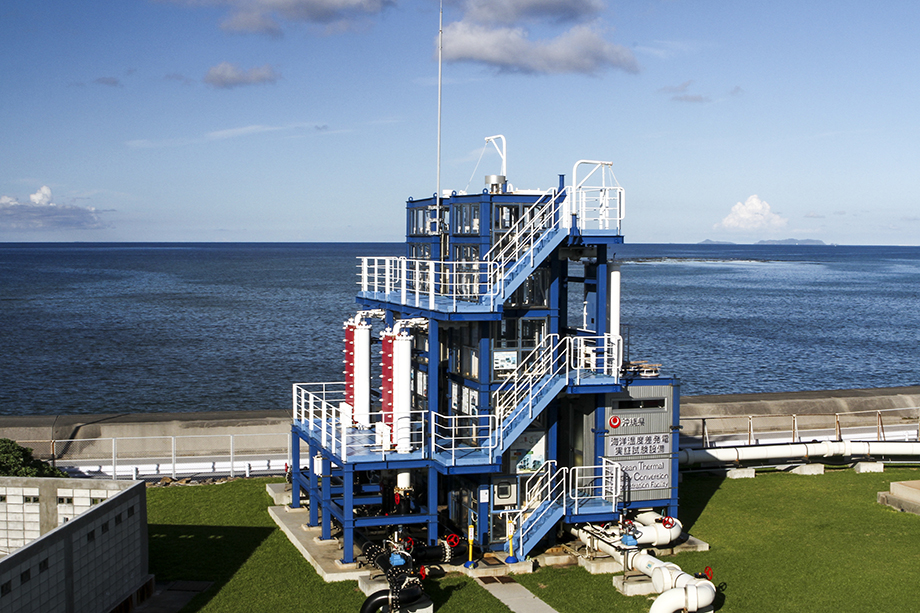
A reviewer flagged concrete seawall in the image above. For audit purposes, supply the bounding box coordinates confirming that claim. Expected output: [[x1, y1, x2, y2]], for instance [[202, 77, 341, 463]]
[[2, 386, 919, 444]]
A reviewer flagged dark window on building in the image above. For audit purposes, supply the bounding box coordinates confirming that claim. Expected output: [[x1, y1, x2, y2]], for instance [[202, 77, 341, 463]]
[[115, 513, 123, 525], [128, 506, 135, 517], [1, 581, 10, 597], [87, 529, 95, 543], [0, 495, 5, 503], [39, 559, 49, 573], [24, 496, 39, 504], [101, 521, 109, 534], [20, 570, 30, 584], [618, 399, 666, 409], [91, 497, 104, 505], [58, 497, 73, 505]]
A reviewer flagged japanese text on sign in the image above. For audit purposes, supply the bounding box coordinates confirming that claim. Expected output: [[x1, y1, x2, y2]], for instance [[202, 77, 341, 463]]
[[607, 433, 670, 457]]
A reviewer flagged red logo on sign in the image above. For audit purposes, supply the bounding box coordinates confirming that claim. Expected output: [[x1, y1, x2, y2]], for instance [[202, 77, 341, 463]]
[[609, 415, 621, 428]]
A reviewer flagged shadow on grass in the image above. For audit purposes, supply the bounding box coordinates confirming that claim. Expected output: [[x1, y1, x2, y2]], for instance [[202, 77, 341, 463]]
[[148, 524, 274, 610], [676, 472, 725, 532]]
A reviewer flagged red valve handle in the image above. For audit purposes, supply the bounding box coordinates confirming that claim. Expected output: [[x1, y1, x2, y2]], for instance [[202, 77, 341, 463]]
[[704, 566, 713, 581], [661, 516, 676, 529], [404, 536, 414, 552], [419, 565, 427, 579], [445, 533, 460, 547]]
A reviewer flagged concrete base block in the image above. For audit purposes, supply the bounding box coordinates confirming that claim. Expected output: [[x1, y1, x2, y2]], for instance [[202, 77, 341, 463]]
[[790, 464, 825, 476], [358, 575, 388, 597], [890, 480, 920, 504], [536, 552, 577, 568], [878, 491, 920, 516], [854, 462, 884, 474], [612, 574, 657, 596], [266, 482, 294, 506], [579, 556, 624, 575], [453, 556, 535, 577], [727, 468, 756, 479]]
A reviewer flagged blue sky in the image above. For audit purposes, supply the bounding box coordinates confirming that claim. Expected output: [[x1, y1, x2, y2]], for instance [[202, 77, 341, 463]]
[[2, 0, 918, 244]]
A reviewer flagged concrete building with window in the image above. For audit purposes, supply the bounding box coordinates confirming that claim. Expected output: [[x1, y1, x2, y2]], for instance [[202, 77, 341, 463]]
[[0, 477, 152, 613]]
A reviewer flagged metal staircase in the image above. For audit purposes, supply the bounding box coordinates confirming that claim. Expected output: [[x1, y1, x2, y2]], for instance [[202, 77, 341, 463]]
[[485, 190, 567, 304], [505, 461, 567, 558], [506, 460, 623, 559]]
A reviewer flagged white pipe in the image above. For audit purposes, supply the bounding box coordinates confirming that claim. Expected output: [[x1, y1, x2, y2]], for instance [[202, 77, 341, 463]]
[[393, 333, 413, 453], [608, 262, 620, 342], [632, 511, 682, 546], [353, 322, 372, 428], [569, 525, 715, 613], [679, 440, 920, 465], [397, 470, 411, 491]]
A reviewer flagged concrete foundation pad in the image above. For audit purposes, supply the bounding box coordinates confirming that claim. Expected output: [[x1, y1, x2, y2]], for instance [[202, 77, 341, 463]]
[[357, 574, 388, 596], [890, 480, 920, 505], [854, 462, 884, 474], [790, 464, 825, 476], [266, 482, 294, 506], [579, 556, 624, 574], [727, 468, 756, 479], [267, 506, 367, 582], [535, 552, 577, 568], [612, 574, 657, 596], [454, 555, 535, 577], [878, 491, 920, 516]]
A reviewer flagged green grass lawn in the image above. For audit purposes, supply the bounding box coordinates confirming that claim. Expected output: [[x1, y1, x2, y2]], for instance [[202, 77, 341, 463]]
[[147, 467, 920, 613]]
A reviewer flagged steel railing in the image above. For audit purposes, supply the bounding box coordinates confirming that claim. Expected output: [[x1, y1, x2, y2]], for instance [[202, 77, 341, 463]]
[[358, 257, 502, 310], [681, 406, 920, 448], [18, 432, 290, 480], [430, 412, 499, 465], [293, 382, 429, 463]]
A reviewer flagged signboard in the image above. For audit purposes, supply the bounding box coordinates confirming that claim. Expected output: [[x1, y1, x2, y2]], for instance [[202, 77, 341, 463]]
[[493, 351, 518, 372], [607, 433, 670, 457], [618, 458, 671, 492]]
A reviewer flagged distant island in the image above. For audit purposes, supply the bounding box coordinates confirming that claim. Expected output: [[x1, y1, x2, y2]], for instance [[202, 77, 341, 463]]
[[698, 238, 826, 246], [755, 238, 826, 245]]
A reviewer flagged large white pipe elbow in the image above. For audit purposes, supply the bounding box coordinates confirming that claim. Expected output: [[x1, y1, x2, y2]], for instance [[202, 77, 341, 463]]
[[649, 580, 716, 613], [634, 511, 683, 546]]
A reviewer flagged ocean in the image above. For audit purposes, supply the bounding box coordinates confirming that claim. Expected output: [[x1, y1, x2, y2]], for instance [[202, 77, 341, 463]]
[[1, 243, 918, 416]]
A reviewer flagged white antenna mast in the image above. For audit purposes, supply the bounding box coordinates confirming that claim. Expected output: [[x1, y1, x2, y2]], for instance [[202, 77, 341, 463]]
[[436, 0, 443, 214]]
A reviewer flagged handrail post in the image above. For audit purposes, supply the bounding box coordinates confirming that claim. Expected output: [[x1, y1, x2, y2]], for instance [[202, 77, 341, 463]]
[[835, 413, 842, 441], [172, 436, 177, 479], [230, 434, 235, 478], [792, 414, 798, 442], [112, 437, 117, 480], [748, 416, 754, 445]]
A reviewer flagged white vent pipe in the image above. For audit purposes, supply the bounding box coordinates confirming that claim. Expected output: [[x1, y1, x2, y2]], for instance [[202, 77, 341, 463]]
[[353, 322, 372, 428], [679, 440, 920, 466], [392, 333, 413, 453]]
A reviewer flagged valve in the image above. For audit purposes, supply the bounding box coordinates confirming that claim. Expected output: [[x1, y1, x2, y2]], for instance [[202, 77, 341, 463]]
[[694, 566, 714, 581], [661, 516, 676, 529]]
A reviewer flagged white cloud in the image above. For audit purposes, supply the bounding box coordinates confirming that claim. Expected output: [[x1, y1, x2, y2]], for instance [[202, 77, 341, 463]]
[[30, 185, 53, 206], [203, 62, 280, 89], [715, 195, 788, 231], [442, 21, 638, 75], [220, 10, 284, 37], [173, 0, 393, 35], [0, 187, 108, 230], [462, 0, 604, 25]]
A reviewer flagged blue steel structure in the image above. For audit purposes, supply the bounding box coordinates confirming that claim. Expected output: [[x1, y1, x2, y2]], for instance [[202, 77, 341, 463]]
[[291, 151, 680, 564]]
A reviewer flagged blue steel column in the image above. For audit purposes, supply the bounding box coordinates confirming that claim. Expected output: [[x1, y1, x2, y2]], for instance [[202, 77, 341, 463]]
[[308, 442, 319, 526], [321, 455, 332, 540], [342, 463, 355, 563], [427, 466, 439, 545], [291, 426, 301, 508]]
